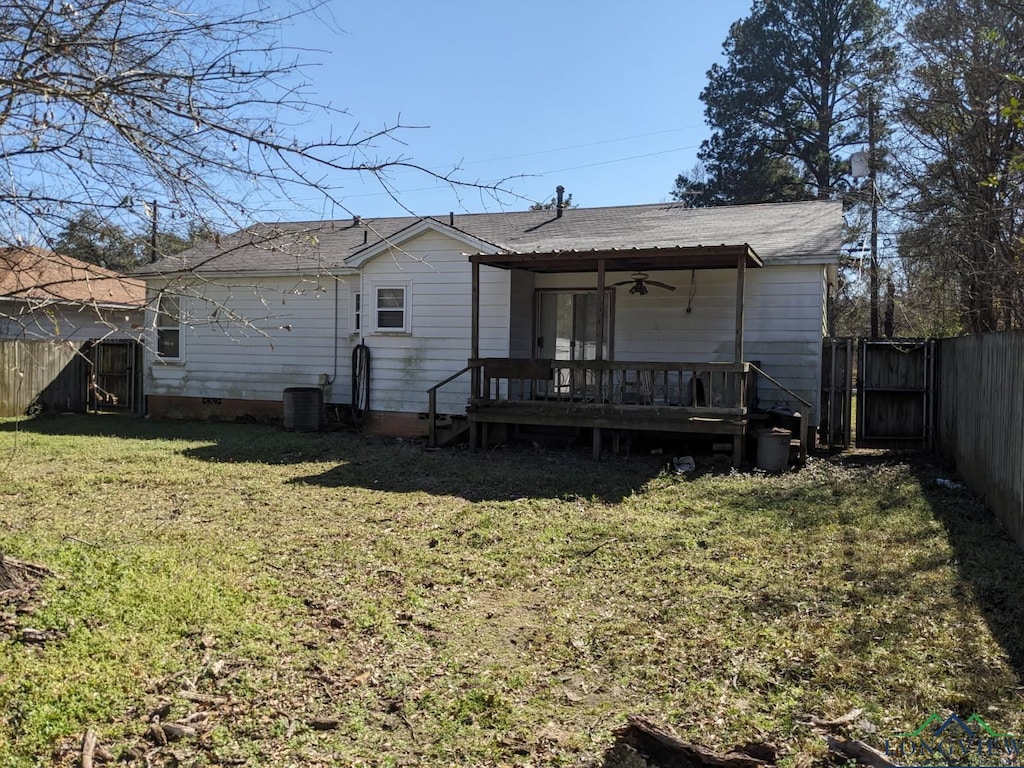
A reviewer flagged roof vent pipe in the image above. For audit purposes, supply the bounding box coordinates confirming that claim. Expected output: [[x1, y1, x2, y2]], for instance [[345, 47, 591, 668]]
[[449, 211, 454, 226], [556, 185, 565, 218], [353, 215, 362, 227]]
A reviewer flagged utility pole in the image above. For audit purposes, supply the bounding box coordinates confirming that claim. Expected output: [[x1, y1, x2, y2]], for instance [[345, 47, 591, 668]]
[[868, 93, 879, 340]]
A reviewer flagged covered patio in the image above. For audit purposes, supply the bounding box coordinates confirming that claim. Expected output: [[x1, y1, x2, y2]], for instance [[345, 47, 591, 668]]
[[428, 243, 809, 464]]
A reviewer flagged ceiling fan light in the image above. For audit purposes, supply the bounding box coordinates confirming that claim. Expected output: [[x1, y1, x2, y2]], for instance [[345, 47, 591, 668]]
[[631, 282, 648, 296]]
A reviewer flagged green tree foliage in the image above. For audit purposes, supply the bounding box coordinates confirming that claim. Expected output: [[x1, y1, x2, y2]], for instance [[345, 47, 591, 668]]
[[529, 192, 574, 211], [672, 0, 890, 206], [51, 211, 206, 272], [895, 0, 1024, 332], [52, 212, 140, 272]]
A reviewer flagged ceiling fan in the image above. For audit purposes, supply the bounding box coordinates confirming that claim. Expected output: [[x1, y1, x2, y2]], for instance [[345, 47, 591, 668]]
[[611, 272, 676, 296]]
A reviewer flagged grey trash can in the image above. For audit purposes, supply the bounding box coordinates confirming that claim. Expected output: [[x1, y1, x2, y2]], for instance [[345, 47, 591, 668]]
[[756, 428, 791, 471]]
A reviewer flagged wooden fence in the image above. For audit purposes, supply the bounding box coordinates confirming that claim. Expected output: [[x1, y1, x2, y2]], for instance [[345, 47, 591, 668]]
[[936, 331, 1024, 546], [0, 340, 91, 416]]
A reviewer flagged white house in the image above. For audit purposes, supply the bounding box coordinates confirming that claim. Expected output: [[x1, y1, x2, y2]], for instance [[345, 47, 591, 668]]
[[137, 200, 841, 455]]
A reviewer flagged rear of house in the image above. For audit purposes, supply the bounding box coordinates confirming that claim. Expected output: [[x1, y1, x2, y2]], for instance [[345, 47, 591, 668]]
[[138, 200, 841, 447]]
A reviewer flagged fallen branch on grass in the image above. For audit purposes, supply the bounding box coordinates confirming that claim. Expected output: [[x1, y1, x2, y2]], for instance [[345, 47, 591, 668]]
[[81, 728, 97, 768], [825, 735, 895, 768], [177, 690, 229, 705], [580, 538, 619, 558], [0, 555, 55, 591], [612, 714, 776, 768], [798, 708, 864, 728]]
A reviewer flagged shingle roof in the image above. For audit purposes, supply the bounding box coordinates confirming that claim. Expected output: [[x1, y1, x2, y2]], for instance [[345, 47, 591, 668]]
[[0, 246, 145, 307], [138, 200, 842, 275]]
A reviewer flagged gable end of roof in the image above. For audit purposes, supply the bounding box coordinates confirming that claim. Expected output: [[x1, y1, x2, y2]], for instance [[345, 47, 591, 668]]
[[345, 218, 504, 267]]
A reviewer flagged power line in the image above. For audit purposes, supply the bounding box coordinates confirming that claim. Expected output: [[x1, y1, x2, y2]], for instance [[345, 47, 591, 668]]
[[540, 145, 700, 174], [455, 125, 706, 168], [371, 124, 708, 178], [338, 144, 701, 201]]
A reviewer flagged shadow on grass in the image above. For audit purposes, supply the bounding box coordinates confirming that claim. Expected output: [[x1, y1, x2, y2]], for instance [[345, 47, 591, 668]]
[[0, 414, 666, 503], [909, 459, 1024, 684], [694, 448, 1024, 715], [0, 413, 181, 440], [283, 443, 669, 504], [828, 451, 1024, 698]]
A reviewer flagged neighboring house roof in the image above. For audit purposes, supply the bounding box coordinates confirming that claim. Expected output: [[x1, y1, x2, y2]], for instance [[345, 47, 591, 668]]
[[0, 246, 145, 308], [137, 199, 843, 276]]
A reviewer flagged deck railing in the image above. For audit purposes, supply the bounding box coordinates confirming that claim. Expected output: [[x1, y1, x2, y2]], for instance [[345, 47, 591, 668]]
[[426, 357, 821, 465], [473, 358, 754, 414], [426, 364, 474, 447]]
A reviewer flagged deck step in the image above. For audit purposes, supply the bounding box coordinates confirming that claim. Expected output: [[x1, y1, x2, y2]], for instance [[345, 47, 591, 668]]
[[433, 415, 470, 447]]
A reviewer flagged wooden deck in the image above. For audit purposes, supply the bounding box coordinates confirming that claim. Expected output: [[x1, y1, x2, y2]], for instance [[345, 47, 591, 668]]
[[464, 358, 756, 463]]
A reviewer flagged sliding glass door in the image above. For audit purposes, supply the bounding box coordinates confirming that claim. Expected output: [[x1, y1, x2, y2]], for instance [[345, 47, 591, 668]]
[[535, 290, 612, 362], [535, 290, 612, 397]]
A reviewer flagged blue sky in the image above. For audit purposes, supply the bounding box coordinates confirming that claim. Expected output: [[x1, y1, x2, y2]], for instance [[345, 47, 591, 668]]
[[270, 0, 755, 219]]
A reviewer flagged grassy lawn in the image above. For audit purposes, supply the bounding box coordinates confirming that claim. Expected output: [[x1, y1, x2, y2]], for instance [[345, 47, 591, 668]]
[[1, 415, 1023, 767]]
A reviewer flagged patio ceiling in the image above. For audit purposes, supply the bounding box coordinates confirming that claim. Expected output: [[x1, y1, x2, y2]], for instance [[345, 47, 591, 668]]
[[468, 243, 763, 273]]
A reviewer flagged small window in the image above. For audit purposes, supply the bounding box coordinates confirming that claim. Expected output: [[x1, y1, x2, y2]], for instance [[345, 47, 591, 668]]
[[375, 287, 406, 331], [156, 293, 181, 359], [353, 291, 361, 333]]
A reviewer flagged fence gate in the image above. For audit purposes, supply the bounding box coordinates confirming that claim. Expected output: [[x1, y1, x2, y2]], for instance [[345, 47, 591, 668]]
[[90, 340, 143, 414], [857, 339, 936, 448], [820, 338, 855, 449]]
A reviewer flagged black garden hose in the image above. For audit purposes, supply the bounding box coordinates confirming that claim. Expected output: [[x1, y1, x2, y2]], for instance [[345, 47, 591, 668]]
[[351, 342, 370, 426]]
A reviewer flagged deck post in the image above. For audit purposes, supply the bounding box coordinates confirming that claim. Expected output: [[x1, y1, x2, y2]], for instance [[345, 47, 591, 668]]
[[469, 259, 481, 453], [734, 250, 747, 469], [595, 259, 606, 363], [596, 258, 606, 402], [735, 250, 746, 363], [470, 259, 480, 399], [594, 259, 606, 459]]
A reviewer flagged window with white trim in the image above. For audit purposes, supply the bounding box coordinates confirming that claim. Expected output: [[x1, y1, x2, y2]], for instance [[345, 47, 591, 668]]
[[353, 291, 361, 333], [374, 286, 407, 332], [156, 292, 181, 359]]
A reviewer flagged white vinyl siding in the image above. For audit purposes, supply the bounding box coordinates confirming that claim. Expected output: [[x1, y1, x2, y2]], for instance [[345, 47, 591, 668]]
[[145, 275, 355, 404], [355, 229, 510, 415], [145, 232, 512, 416]]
